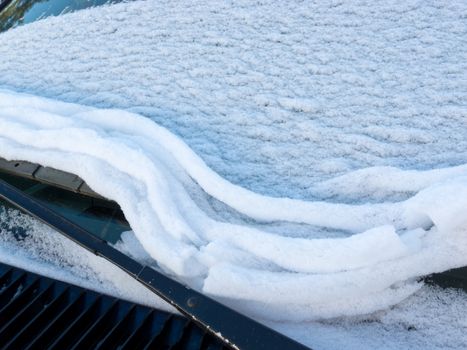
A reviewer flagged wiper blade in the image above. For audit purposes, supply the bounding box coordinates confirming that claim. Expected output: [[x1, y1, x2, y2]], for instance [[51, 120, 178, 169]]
[[0, 177, 311, 350]]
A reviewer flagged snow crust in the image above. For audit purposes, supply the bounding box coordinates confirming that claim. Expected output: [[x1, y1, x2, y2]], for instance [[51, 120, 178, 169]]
[[0, 0, 466, 200], [0, 90, 466, 323], [0, 0, 466, 347]]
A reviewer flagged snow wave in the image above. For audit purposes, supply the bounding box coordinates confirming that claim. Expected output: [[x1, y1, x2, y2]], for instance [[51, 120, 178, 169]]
[[1, 89, 467, 321]]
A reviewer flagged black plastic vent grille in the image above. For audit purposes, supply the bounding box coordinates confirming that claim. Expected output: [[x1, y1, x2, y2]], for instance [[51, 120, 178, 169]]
[[0, 263, 228, 350]]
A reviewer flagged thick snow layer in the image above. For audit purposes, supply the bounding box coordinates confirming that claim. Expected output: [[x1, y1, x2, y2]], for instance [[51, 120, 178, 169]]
[[0, 0, 466, 347], [0, 90, 466, 324], [0, 0, 466, 200]]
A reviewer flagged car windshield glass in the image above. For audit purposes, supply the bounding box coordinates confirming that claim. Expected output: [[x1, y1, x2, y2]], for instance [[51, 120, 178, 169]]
[[0, 171, 129, 243], [0, 0, 124, 32]]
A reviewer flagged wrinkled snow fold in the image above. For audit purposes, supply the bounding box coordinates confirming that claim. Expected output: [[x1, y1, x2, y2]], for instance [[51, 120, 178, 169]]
[[1, 90, 466, 321]]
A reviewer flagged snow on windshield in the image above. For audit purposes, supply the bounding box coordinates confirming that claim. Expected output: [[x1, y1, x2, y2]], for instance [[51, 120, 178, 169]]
[[0, 205, 178, 313], [0, 0, 466, 349]]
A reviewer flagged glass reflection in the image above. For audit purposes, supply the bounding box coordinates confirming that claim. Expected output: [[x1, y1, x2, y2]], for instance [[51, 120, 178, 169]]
[[0, 0, 123, 32]]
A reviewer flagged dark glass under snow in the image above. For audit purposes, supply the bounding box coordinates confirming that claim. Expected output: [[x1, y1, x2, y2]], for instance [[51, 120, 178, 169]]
[[0, 0, 123, 32], [0, 172, 129, 243]]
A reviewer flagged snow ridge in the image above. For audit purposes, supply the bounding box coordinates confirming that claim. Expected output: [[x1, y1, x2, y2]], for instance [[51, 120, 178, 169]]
[[1, 90, 466, 322]]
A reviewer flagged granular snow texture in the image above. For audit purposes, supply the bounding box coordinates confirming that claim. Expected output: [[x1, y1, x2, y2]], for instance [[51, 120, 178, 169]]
[[0, 0, 466, 349], [0, 0, 465, 200]]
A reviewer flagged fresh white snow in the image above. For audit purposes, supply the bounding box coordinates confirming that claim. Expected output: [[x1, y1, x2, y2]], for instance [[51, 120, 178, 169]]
[[0, 88, 466, 322], [0, 0, 466, 200], [0, 0, 466, 348]]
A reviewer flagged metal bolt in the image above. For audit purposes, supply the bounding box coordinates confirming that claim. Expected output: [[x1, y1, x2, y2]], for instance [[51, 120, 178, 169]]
[[187, 297, 198, 308]]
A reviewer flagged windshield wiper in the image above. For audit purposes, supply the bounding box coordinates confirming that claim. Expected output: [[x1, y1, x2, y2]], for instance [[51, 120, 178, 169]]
[[0, 177, 311, 350]]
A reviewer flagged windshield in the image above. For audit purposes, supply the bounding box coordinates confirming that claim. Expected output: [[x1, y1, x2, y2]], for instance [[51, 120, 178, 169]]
[[1, 1, 466, 348], [0, 171, 129, 243], [0, 0, 123, 31]]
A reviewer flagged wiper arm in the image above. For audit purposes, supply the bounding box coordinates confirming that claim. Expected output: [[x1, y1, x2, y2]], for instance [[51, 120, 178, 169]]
[[0, 177, 311, 350]]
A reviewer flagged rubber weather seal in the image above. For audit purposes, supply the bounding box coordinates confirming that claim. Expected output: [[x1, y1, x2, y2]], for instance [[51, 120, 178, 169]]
[[0, 157, 104, 199], [0, 177, 311, 350]]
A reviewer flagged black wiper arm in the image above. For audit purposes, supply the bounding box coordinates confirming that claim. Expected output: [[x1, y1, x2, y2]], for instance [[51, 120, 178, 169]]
[[0, 178, 311, 350]]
